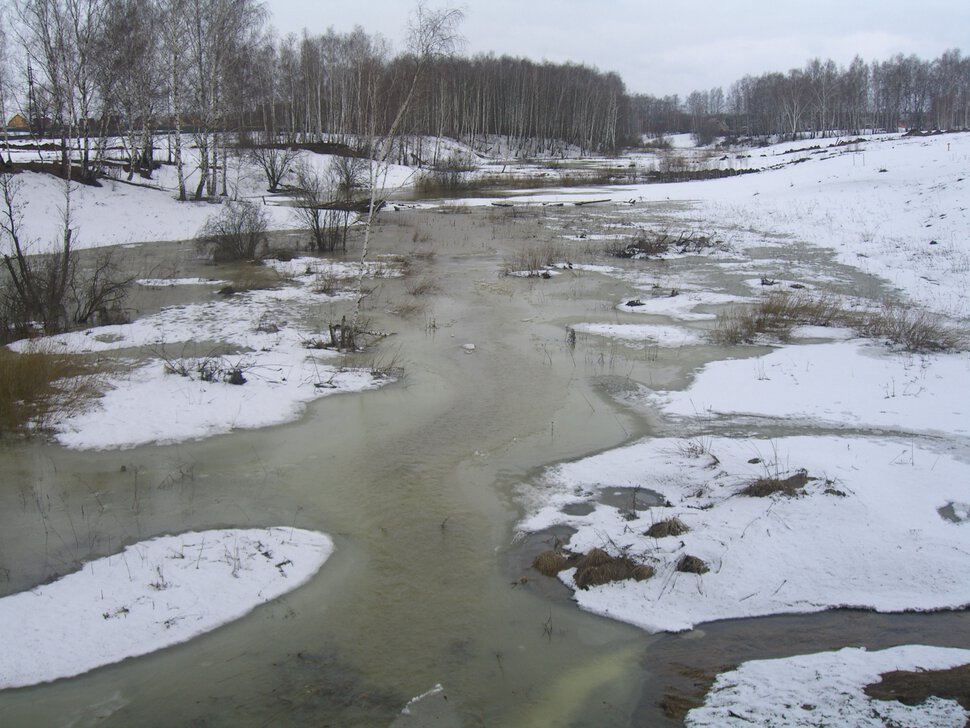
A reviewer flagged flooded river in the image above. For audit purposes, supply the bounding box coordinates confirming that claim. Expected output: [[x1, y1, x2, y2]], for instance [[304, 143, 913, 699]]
[[1, 204, 967, 726]]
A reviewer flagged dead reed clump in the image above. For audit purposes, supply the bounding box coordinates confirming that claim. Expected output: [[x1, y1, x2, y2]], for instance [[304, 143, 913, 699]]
[[503, 241, 560, 277], [646, 517, 690, 539], [676, 554, 709, 574], [0, 345, 92, 435], [532, 550, 571, 577], [741, 469, 811, 497], [858, 302, 967, 353], [573, 548, 655, 590], [710, 291, 847, 346], [405, 277, 440, 296]]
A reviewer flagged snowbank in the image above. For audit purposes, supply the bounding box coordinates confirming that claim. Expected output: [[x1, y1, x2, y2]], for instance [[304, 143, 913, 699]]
[[0, 527, 333, 690], [519, 435, 970, 633], [686, 645, 970, 727]]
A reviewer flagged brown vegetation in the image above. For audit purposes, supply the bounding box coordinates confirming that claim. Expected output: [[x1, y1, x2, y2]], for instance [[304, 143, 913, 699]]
[[741, 470, 811, 497], [531, 546, 655, 589], [711, 291, 965, 352], [864, 663, 970, 709], [0, 346, 91, 435], [676, 555, 710, 574], [646, 517, 690, 538]]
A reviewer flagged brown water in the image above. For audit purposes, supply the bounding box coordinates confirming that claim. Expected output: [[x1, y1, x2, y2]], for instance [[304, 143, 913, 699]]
[[0, 205, 966, 727]]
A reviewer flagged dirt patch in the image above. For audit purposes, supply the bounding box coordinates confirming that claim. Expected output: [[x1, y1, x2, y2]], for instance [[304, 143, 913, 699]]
[[531, 546, 655, 589], [864, 662, 970, 709], [646, 517, 689, 539], [676, 555, 709, 574], [741, 470, 811, 497]]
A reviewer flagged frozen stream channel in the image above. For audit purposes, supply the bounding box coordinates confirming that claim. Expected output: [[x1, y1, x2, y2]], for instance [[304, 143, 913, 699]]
[[0, 204, 967, 726]]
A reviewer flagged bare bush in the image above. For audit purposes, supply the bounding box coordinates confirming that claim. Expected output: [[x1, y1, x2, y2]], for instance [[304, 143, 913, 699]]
[[196, 199, 268, 262], [415, 151, 476, 193], [291, 162, 353, 252], [250, 146, 299, 193], [330, 155, 368, 200], [1, 174, 133, 341]]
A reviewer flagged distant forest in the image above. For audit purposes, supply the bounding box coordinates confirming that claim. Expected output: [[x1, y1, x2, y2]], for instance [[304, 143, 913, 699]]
[[1, 0, 968, 178]]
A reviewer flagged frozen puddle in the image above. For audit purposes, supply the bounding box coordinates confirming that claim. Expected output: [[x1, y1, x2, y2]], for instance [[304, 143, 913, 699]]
[[0, 528, 333, 689]]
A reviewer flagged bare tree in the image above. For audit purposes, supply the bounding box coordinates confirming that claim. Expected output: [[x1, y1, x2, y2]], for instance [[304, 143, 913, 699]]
[[350, 2, 464, 335], [1, 173, 132, 337], [250, 144, 298, 192]]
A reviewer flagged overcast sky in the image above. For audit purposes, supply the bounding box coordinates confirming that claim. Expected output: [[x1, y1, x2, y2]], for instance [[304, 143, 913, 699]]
[[265, 1, 968, 97]]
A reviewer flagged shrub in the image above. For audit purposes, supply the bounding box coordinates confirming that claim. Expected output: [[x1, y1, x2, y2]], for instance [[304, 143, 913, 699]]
[[197, 199, 268, 262]]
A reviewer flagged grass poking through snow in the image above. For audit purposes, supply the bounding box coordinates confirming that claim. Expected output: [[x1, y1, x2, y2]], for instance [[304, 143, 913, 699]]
[[711, 291, 966, 352], [0, 345, 93, 435]]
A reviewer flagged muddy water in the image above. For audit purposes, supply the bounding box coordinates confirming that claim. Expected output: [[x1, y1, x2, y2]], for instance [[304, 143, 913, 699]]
[[0, 207, 661, 727], [1, 204, 967, 727]]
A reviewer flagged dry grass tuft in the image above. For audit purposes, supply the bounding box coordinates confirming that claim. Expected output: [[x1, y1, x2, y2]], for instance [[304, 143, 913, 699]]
[[676, 554, 709, 574], [503, 241, 560, 276], [741, 470, 811, 497], [405, 277, 440, 296], [858, 302, 967, 353], [646, 517, 690, 539], [532, 546, 655, 588], [532, 550, 571, 577], [712, 291, 966, 352], [0, 345, 93, 435], [711, 291, 844, 345], [573, 548, 654, 589]]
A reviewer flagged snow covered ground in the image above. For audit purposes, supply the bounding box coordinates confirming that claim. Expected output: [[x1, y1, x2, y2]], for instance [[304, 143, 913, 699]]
[[0, 527, 333, 689], [10, 258, 396, 450], [685, 645, 970, 728], [513, 131, 970, 715], [6, 140, 415, 252], [519, 434, 970, 632], [4, 129, 970, 709]]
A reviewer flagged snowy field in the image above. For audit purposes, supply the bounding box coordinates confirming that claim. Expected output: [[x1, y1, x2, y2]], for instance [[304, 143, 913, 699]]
[[0, 527, 333, 689], [512, 132, 970, 721]]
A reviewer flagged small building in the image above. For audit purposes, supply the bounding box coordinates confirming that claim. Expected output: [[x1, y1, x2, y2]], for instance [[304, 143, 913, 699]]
[[6, 113, 29, 131]]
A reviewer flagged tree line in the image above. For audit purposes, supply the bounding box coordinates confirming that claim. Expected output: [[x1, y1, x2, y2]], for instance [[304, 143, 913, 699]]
[[0, 0, 968, 195], [630, 50, 970, 143], [0, 0, 626, 195]]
